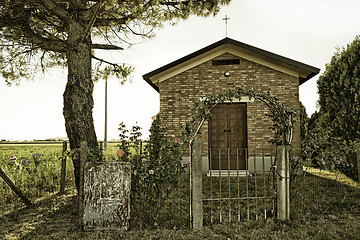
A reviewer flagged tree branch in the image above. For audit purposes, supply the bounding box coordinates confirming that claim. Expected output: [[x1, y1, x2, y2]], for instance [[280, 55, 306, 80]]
[[84, 0, 105, 20], [36, 0, 71, 22], [110, 27, 134, 46], [91, 43, 123, 50], [91, 54, 117, 66], [20, 21, 67, 52], [93, 17, 130, 27], [159, 1, 181, 7], [82, 0, 105, 41]]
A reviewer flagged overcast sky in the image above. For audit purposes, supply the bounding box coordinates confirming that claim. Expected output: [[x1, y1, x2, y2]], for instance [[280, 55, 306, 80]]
[[1, 0, 359, 141]]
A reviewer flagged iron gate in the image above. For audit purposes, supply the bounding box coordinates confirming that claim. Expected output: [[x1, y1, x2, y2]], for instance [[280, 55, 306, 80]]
[[203, 148, 277, 223]]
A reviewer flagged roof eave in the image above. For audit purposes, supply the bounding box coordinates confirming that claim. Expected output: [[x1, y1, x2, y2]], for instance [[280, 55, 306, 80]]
[[143, 76, 160, 92], [143, 37, 321, 90], [299, 68, 321, 85]]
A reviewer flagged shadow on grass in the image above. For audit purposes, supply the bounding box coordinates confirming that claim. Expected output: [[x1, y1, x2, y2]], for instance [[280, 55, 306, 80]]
[[287, 172, 360, 239], [291, 171, 360, 218], [0, 171, 359, 240], [0, 191, 80, 240]]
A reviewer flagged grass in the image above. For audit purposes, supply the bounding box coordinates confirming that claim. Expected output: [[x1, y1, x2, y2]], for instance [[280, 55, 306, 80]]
[[0, 144, 74, 213], [0, 166, 359, 239], [0, 142, 124, 213], [202, 174, 277, 224]]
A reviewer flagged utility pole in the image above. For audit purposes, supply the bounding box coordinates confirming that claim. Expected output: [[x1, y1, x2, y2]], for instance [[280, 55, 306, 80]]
[[104, 78, 108, 150]]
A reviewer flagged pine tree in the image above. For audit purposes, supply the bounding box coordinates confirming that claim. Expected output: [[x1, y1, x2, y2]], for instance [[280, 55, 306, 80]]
[[0, 0, 231, 191]]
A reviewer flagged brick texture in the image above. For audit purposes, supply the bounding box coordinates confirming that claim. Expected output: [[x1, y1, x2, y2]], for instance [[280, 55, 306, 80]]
[[158, 53, 301, 156]]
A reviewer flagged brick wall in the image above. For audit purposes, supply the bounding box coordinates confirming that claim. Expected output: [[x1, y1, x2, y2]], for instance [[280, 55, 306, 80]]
[[158, 53, 301, 156]]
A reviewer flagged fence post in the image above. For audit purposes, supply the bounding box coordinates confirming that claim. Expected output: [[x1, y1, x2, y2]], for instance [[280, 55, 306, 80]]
[[191, 139, 203, 230], [0, 167, 32, 207], [79, 141, 88, 228], [276, 145, 290, 221], [356, 143, 360, 183], [59, 141, 67, 194]]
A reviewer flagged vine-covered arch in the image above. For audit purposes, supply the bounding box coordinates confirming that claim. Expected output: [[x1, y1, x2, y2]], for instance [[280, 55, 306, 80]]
[[184, 87, 297, 147]]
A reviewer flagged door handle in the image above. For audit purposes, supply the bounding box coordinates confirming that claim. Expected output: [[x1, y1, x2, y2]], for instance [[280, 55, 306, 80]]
[[224, 129, 231, 133]]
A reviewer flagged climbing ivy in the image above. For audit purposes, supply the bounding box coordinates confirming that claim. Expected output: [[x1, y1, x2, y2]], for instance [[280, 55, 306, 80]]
[[184, 87, 297, 147]]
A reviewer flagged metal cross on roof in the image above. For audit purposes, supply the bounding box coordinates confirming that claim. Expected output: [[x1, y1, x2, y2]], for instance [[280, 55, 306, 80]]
[[222, 15, 230, 37]]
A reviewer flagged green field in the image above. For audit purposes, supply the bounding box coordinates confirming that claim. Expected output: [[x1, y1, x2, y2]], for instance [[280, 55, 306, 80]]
[[0, 142, 122, 213]]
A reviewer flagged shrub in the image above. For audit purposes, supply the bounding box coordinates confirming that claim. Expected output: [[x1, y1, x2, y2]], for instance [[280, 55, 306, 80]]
[[117, 116, 185, 228], [302, 112, 358, 180]]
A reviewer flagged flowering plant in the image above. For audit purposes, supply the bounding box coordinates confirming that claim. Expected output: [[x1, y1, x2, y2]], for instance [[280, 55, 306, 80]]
[[117, 115, 184, 228], [8, 155, 32, 171]]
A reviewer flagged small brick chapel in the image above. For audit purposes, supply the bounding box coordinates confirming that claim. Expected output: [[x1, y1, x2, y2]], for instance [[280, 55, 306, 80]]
[[143, 38, 320, 173]]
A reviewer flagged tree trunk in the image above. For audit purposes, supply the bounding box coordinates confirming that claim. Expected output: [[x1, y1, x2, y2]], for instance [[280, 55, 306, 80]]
[[63, 14, 98, 193]]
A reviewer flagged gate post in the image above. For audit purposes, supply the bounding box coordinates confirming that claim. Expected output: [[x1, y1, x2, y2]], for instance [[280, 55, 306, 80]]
[[191, 139, 203, 230], [276, 145, 290, 221], [355, 143, 360, 183]]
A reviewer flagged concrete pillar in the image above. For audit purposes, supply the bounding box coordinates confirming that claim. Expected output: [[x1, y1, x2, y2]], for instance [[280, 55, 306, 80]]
[[277, 145, 290, 221], [191, 139, 203, 230]]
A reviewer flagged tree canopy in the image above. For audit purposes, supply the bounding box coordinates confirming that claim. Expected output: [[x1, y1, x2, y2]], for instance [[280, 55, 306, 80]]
[[317, 35, 360, 141], [0, 0, 231, 84], [299, 101, 308, 141], [303, 35, 360, 181]]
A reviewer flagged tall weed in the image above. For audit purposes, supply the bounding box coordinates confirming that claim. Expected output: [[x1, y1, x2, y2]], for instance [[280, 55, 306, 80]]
[[0, 144, 75, 212]]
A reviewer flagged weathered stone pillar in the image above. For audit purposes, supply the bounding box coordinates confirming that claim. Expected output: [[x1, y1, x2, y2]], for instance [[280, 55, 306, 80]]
[[83, 162, 131, 231], [192, 139, 203, 230], [277, 145, 290, 221]]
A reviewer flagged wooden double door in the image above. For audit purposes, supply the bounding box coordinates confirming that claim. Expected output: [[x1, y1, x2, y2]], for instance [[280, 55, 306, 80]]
[[209, 103, 248, 170]]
